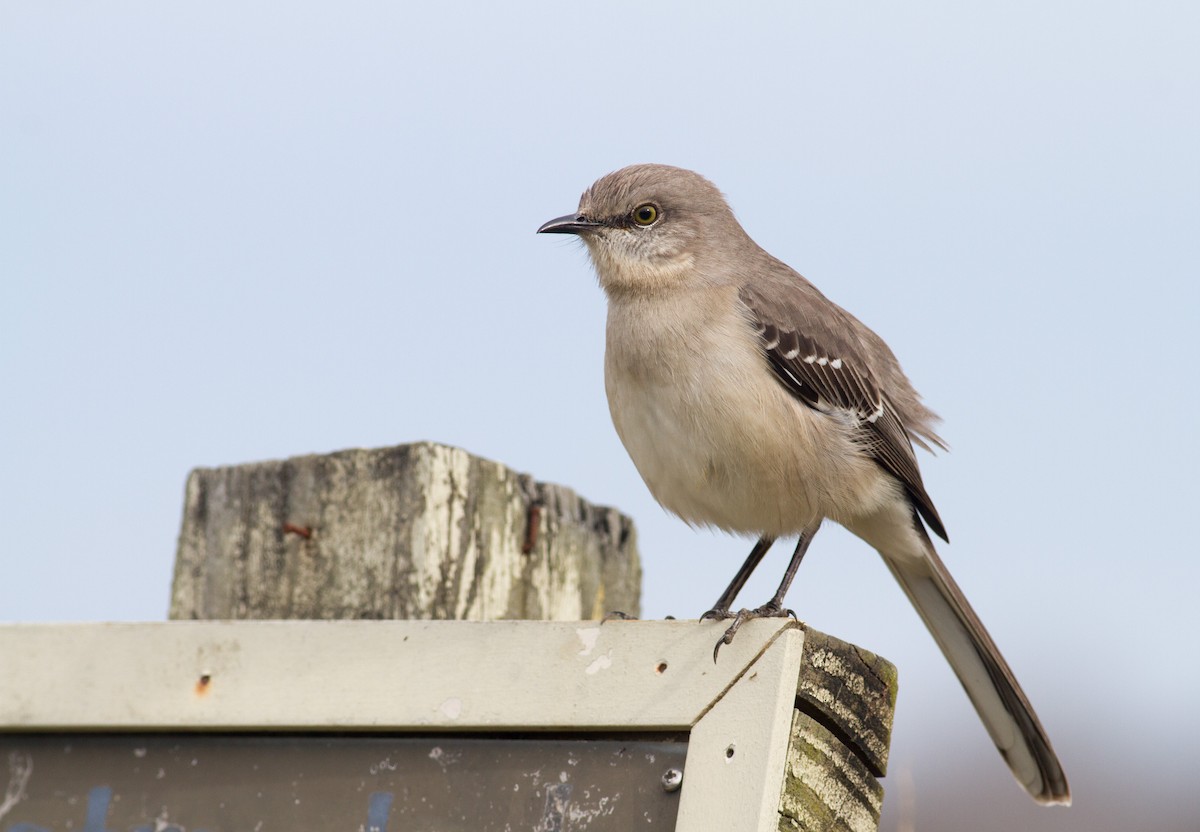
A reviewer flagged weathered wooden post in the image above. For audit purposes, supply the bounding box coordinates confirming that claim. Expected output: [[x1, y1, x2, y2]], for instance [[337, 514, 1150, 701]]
[[170, 441, 641, 622]]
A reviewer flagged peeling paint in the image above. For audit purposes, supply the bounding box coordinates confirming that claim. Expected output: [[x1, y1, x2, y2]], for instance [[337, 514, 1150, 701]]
[[575, 627, 601, 656], [584, 652, 613, 675], [0, 752, 33, 822]]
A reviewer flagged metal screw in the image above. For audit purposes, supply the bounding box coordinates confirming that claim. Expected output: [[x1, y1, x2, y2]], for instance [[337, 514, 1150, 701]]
[[661, 767, 683, 793]]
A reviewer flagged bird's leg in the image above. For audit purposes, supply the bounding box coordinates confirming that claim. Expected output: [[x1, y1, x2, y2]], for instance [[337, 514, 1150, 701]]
[[713, 525, 821, 660], [753, 524, 820, 617], [700, 536, 775, 621]]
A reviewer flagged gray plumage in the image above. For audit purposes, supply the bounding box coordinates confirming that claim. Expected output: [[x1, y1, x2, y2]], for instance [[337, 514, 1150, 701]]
[[538, 163, 1069, 805]]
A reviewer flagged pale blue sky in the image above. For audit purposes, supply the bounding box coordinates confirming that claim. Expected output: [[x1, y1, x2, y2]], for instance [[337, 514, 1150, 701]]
[[2, 3, 1197, 829]]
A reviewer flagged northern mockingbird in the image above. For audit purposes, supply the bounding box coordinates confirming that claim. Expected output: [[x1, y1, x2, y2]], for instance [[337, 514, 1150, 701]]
[[537, 164, 1070, 805]]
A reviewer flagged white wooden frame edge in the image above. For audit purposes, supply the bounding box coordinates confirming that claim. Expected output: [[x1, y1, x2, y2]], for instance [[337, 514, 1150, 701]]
[[0, 619, 808, 832]]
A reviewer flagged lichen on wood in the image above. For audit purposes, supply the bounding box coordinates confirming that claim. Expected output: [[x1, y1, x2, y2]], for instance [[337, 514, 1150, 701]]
[[777, 627, 898, 832]]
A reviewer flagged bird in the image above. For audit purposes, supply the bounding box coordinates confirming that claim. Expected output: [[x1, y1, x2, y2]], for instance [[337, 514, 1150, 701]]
[[536, 163, 1070, 805]]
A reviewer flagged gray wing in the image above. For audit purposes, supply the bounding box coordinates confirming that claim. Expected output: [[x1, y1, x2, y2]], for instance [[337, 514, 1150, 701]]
[[739, 283, 948, 542]]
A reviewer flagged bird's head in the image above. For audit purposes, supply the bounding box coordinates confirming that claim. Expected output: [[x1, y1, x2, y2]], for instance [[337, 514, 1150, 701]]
[[538, 164, 748, 297]]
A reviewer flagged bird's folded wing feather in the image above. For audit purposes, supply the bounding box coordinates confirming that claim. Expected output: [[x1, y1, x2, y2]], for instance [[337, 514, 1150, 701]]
[[739, 283, 948, 541]]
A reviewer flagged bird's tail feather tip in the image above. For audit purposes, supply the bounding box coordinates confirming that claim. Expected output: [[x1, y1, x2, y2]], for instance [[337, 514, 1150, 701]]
[[1031, 776, 1071, 806], [1036, 792, 1072, 807]]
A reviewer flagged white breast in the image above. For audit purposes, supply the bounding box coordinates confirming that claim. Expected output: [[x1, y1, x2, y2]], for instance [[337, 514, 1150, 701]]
[[602, 286, 895, 537]]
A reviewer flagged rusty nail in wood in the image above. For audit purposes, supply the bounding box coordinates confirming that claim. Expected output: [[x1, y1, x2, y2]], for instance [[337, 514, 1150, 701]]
[[521, 501, 543, 554], [283, 522, 313, 539]]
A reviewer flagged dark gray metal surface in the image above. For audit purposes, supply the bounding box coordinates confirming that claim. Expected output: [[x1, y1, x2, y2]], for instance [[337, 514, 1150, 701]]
[[0, 734, 687, 831]]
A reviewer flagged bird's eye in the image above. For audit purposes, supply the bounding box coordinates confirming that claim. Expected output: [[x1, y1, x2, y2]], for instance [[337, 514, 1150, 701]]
[[632, 204, 659, 226]]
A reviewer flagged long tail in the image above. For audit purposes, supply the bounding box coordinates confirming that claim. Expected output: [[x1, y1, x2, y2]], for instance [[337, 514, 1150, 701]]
[[883, 538, 1071, 805]]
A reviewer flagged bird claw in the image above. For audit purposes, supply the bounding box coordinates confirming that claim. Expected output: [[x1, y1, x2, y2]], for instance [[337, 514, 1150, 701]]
[[710, 603, 795, 661], [699, 607, 734, 622], [600, 610, 638, 623]]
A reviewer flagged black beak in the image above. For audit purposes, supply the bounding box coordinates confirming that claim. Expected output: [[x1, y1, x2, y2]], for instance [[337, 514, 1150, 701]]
[[537, 213, 602, 235]]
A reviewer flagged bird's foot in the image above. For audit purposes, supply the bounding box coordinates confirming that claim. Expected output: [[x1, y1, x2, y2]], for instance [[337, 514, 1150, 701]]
[[699, 606, 735, 622], [711, 602, 796, 661], [600, 610, 639, 623]]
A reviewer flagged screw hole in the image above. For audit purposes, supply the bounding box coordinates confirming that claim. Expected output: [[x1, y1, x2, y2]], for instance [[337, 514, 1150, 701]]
[[655, 661, 668, 674], [725, 744, 735, 759], [195, 672, 212, 696]]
